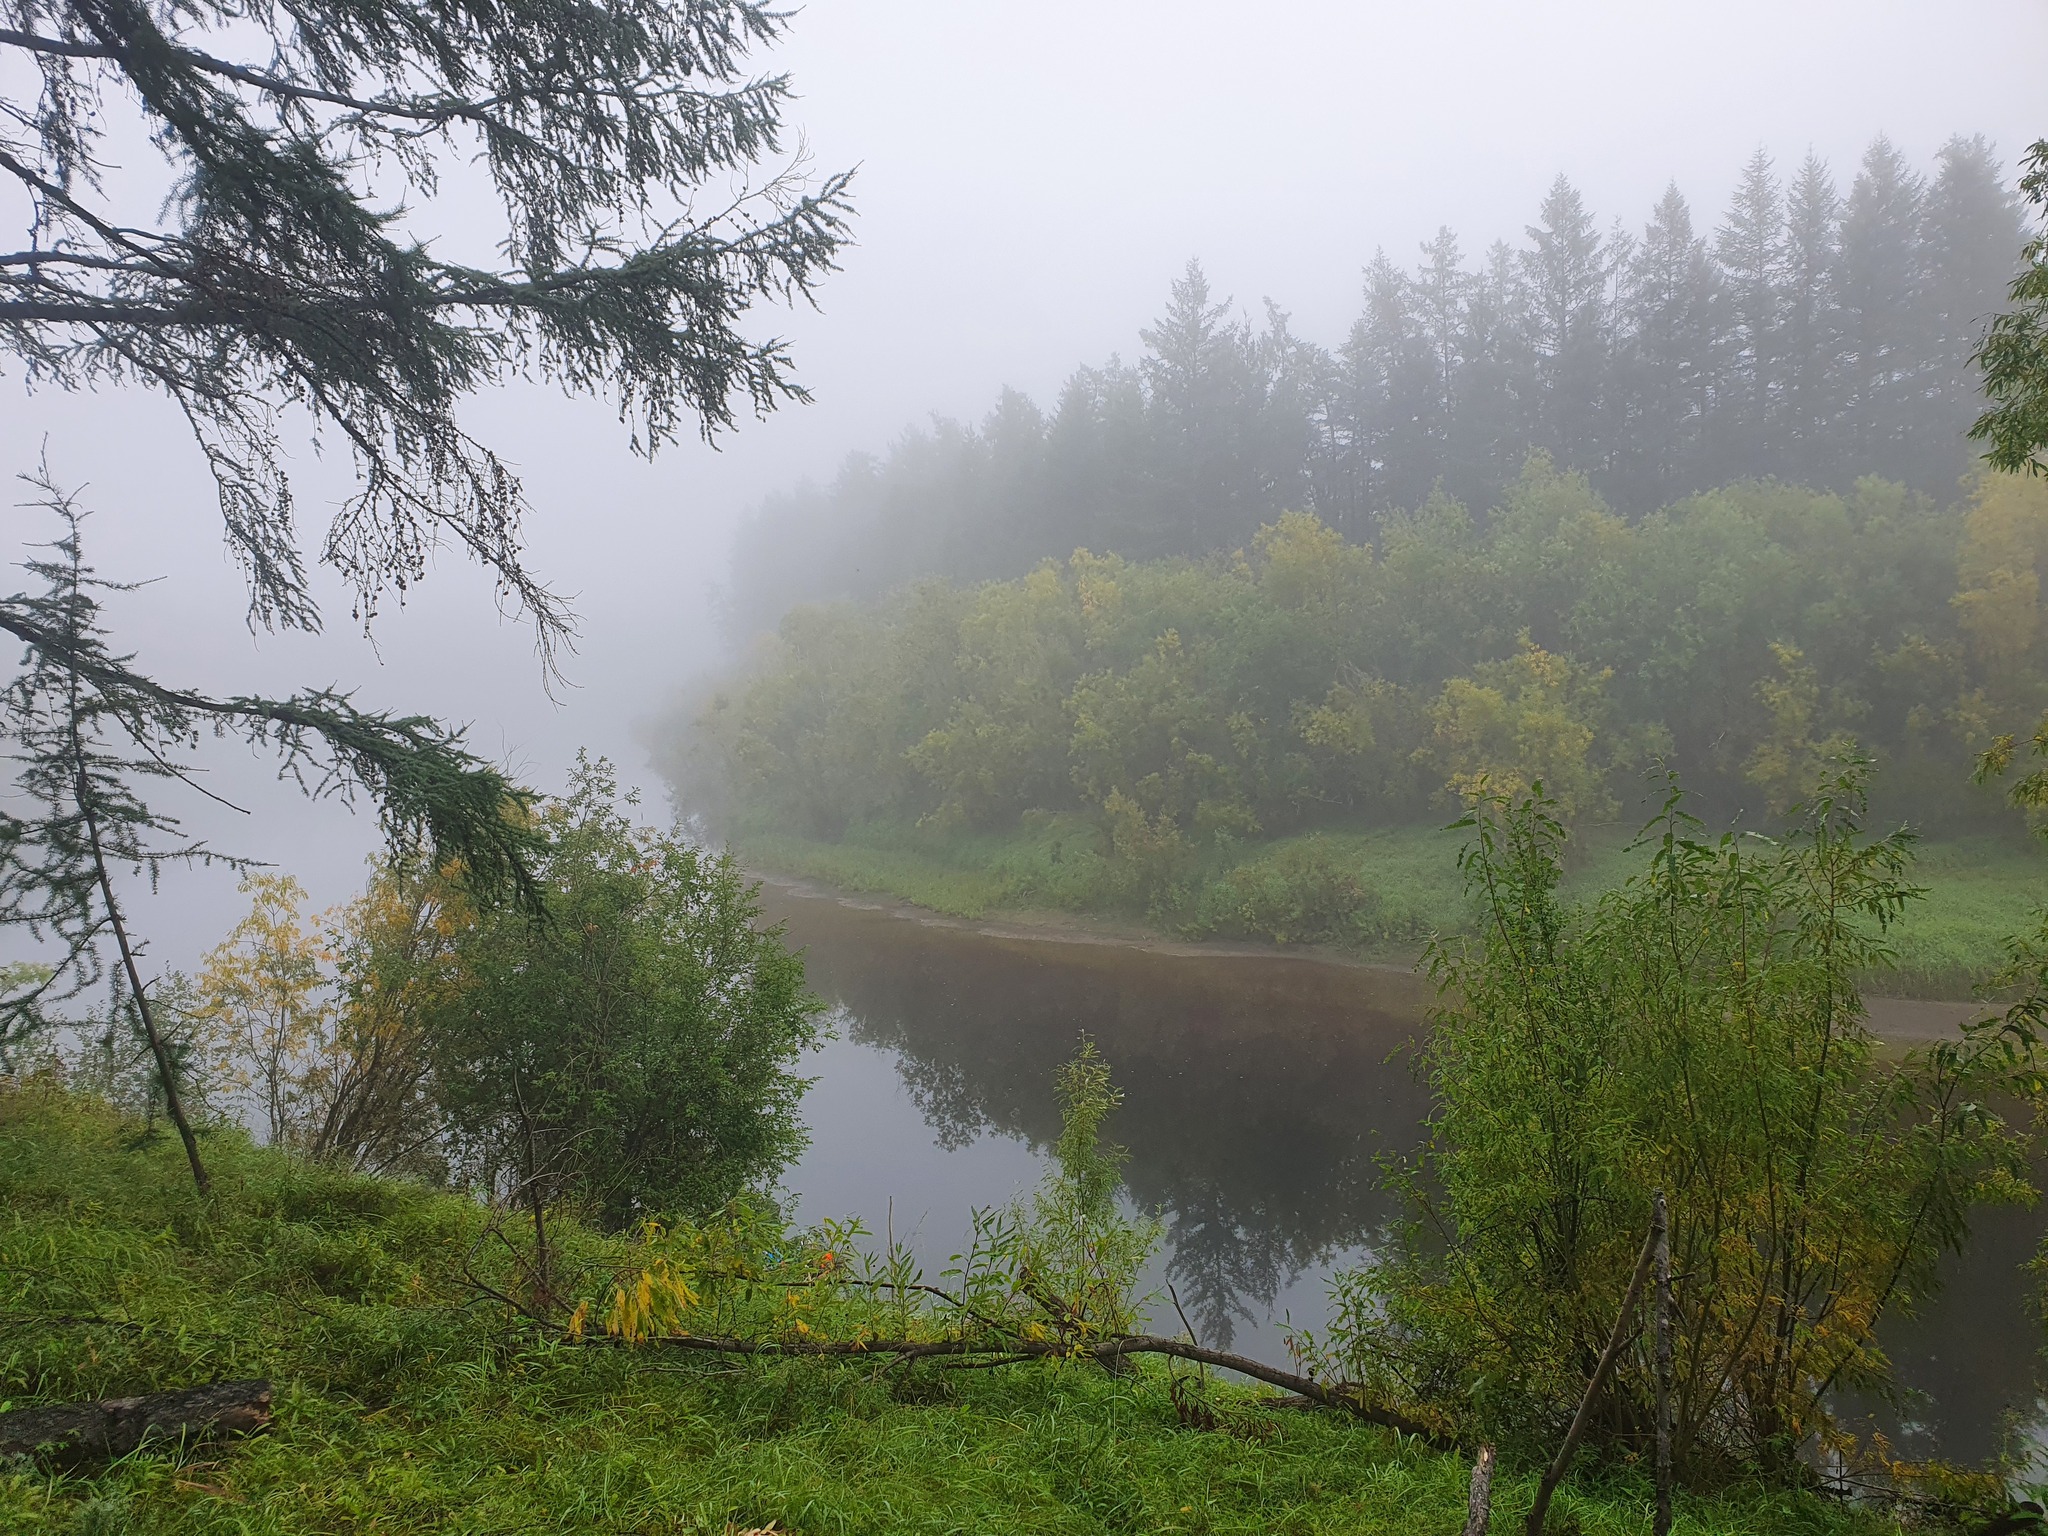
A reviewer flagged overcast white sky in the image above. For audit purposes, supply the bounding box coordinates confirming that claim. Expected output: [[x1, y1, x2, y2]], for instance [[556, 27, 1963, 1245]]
[[3, 0, 2044, 963]]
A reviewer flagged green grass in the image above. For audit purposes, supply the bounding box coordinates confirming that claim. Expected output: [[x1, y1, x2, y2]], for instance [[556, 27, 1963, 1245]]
[[735, 816, 2048, 997], [742, 824, 1020, 919], [1877, 835, 2048, 997], [739, 814, 1478, 931], [1, 1084, 1909, 1535]]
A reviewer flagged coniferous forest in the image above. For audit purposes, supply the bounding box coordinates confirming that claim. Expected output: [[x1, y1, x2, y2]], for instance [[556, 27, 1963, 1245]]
[[725, 136, 2025, 636]]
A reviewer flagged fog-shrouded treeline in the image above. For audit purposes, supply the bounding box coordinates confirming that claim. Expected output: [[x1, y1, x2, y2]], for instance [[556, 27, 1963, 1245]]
[[674, 462, 2048, 861], [724, 136, 2023, 640]]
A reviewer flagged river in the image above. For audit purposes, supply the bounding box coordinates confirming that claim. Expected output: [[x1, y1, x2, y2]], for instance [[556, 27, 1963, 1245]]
[[766, 880, 2046, 1472]]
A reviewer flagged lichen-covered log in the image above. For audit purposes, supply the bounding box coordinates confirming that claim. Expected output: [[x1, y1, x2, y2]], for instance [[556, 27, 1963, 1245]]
[[0, 1380, 272, 1467]]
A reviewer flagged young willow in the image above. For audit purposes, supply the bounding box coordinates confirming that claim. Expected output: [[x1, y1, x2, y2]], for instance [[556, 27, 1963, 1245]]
[[1320, 768, 2036, 1477]]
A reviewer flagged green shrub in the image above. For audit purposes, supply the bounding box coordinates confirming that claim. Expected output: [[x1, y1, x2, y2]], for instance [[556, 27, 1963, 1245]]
[[1010, 1041, 1161, 1341], [1314, 767, 2039, 1476], [425, 755, 822, 1231], [1185, 836, 1383, 945]]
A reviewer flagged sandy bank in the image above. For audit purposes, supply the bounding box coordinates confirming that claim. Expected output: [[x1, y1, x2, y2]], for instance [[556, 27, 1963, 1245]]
[[746, 867, 1990, 1046]]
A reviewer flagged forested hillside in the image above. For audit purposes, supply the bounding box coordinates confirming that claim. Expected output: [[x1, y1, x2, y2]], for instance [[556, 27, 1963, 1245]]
[[670, 461, 2048, 982], [724, 136, 2024, 638], [687, 464, 2045, 837]]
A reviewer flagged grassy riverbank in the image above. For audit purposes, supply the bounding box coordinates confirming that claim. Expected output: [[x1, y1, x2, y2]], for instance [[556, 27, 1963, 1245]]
[[3, 1084, 1917, 1535], [733, 816, 2048, 997]]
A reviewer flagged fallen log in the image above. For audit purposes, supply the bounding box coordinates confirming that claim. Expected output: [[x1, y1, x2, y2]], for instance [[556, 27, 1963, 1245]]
[[0, 1380, 272, 1468], [615, 1328, 1455, 1448]]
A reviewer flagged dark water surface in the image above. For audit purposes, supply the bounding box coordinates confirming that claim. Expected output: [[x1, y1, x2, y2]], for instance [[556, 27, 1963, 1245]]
[[769, 883, 2047, 1471]]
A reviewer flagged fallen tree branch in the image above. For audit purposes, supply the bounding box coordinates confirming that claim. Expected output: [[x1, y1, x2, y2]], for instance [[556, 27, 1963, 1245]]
[[0, 1380, 272, 1467], [611, 1328, 1452, 1447]]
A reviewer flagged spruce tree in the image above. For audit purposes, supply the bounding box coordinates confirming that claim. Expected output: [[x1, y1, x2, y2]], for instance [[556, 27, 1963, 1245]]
[[1780, 154, 1845, 483], [1617, 184, 1723, 505], [1414, 228, 1475, 443], [1971, 140, 2048, 475], [976, 387, 1053, 576], [1925, 137, 2025, 455], [1453, 240, 1534, 512], [2, 0, 851, 655], [1836, 136, 1931, 483], [1349, 250, 1436, 516], [1521, 177, 1613, 476], [1249, 302, 1333, 532], [1051, 358, 1154, 555], [0, 0, 850, 1167], [1322, 299, 1384, 538], [1139, 261, 1252, 553], [1717, 150, 1786, 471]]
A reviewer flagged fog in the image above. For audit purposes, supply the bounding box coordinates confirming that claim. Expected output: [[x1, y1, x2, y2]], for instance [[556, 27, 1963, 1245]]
[[3, 0, 2043, 966]]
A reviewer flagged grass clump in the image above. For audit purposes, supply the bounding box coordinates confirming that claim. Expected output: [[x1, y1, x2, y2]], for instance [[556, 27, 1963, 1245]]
[[0, 1080, 1910, 1535]]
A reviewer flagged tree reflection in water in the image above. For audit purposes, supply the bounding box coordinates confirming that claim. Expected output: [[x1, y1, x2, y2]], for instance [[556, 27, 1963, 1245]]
[[764, 886, 1431, 1347], [768, 881, 2048, 1463]]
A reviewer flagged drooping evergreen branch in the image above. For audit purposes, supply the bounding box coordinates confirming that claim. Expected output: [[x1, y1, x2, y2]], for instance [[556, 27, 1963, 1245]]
[[0, 602, 541, 911], [2, 0, 854, 660], [0, 476, 541, 1074]]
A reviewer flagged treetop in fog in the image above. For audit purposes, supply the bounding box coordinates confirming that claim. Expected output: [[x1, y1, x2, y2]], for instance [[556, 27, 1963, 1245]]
[[727, 136, 2019, 640]]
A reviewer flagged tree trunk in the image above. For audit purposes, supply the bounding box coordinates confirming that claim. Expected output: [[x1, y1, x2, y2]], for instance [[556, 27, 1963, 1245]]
[[1461, 1443, 1497, 1536], [78, 767, 208, 1195], [1653, 1191, 1674, 1536], [1527, 1206, 1661, 1536]]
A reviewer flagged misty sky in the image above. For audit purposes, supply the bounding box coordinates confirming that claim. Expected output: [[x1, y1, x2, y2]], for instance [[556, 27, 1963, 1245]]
[[3, 0, 2043, 964]]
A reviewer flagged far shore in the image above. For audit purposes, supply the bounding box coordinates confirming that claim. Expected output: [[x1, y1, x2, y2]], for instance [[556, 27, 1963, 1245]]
[[744, 866, 1989, 1047]]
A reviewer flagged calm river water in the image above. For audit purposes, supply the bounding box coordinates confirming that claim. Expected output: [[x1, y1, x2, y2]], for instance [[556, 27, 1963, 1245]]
[[767, 881, 2046, 1472]]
